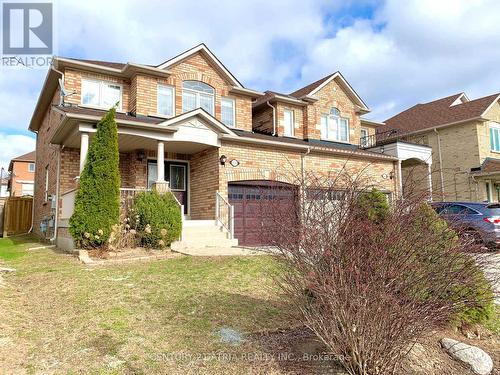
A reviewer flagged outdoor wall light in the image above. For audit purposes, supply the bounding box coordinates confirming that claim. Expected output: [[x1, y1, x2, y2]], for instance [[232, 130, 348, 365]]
[[137, 149, 146, 161], [219, 155, 228, 165]]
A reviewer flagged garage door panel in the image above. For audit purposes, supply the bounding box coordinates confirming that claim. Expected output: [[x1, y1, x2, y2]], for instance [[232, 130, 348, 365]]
[[228, 182, 297, 246]]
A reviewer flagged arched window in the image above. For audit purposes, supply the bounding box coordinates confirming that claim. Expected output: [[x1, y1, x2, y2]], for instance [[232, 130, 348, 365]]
[[320, 107, 349, 142], [182, 81, 215, 115]]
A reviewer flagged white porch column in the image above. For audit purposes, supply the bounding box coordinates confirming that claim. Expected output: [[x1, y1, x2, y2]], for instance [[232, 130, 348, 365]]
[[157, 141, 165, 182], [153, 141, 170, 195], [79, 132, 89, 173], [427, 163, 433, 202], [487, 179, 494, 202]]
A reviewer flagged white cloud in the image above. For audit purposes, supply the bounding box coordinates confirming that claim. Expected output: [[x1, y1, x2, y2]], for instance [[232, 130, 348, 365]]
[[0, 133, 36, 172], [1, 0, 500, 144], [299, 0, 500, 120]]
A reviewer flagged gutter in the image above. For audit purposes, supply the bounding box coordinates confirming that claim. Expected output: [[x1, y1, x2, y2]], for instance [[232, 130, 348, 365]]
[[49, 145, 62, 242], [266, 101, 277, 136], [434, 129, 445, 200]]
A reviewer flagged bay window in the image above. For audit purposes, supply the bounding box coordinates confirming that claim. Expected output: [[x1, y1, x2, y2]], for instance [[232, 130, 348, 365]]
[[81, 79, 122, 110], [157, 84, 175, 117], [221, 97, 235, 127], [182, 81, 214, 115], [320, 107, 349, 142]]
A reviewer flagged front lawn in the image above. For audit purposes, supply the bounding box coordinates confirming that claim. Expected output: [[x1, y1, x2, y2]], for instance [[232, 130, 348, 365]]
[[0, 236, 295, 374], [0, 236, 498, 375]]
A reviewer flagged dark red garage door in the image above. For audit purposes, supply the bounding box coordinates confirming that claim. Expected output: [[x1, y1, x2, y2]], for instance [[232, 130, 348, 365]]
[[228, 181, 297, 246]]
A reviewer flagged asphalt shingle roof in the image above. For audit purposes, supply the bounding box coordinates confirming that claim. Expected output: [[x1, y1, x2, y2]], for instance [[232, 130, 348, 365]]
[[382, 93, 500, 135]]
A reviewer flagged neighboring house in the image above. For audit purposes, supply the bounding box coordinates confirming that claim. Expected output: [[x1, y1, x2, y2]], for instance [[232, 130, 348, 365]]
[[7, 151, 36, 197], [377, 92, 500, 202], [29, 43, 410, 250], [0, 177, 8, 197]]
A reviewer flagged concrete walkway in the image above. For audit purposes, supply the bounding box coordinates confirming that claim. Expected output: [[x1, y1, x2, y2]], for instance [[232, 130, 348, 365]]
[[173, 246, 270, 256], [479, 253, 500, 305]]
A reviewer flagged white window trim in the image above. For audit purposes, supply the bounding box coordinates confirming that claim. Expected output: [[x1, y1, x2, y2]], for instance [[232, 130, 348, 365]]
[[320, 113, 350, 143], [157, 84, 176, 118], [81, 78, 123, 111], [490, 122, 500, 152], [283, 109, 295, 137], [221, 97, 236, 128], [182, 82, 215, 115], [21, 183, 34, 196], [28, 163, 35, 172]]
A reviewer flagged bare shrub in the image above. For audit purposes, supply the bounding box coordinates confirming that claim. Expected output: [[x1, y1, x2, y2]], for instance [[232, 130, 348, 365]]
[[258, 169, 494, 375]]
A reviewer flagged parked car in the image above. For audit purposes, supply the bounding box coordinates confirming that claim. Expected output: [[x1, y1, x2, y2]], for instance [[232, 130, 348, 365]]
[[431, 202, 500, 250]]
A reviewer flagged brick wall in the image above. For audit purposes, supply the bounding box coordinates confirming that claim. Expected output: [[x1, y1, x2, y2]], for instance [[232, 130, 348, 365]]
[[64, 69, 131, 111], [304, 77, 361, 142], [276, 103, 305, 139], [189, 148, 219, 219], [10, 160, 35, 196], [217, 140, 396, 199], [33, 89, 63, 237]]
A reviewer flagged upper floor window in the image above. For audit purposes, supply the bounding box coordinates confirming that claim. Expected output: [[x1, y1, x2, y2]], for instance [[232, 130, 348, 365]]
[[182, 81, 214, 115], [157, 84, 175, 117], [28, 163, 35, 172], [320, 108, 349, 142], [81, 79, 122, 110], [490, 123, 500, 152], [283, 109, 294, 137], [221, 97, 235, 127]]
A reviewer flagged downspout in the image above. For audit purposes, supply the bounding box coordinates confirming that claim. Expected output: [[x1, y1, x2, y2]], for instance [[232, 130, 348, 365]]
[[300, 146, 311, 220], [266, 101, 276, 136], [434, 129, 445, 200], [49, 145, 62, 242], [28, 130, 39, 233]]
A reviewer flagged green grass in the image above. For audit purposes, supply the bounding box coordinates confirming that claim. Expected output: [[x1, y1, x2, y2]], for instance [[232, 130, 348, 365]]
[[0, 235, 293, 374], [483, 306, 500, 335]]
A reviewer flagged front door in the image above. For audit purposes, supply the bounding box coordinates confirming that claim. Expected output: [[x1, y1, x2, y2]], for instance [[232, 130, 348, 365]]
[[147, 161, 188, 214]]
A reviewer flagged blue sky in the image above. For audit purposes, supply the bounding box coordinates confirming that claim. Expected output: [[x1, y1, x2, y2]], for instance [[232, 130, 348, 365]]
[[1, 0, 500, 170]]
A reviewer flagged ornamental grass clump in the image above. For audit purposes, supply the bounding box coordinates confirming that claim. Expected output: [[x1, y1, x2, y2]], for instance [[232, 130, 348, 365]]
[[132, 191, 182, 249], [258, 170, 495, 375]]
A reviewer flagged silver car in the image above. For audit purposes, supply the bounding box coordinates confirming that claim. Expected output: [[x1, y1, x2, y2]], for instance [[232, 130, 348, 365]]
[[431, 202, 500, 250]]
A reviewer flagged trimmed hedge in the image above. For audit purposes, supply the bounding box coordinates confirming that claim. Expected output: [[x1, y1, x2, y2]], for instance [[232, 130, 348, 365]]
[[132, 191, 182, 248], [357, 188, 390, 223], [69, 108, 120, 248]]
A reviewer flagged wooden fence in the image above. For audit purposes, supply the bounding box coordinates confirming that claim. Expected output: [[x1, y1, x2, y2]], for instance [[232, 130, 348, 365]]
[[2, 197, 33, 236]]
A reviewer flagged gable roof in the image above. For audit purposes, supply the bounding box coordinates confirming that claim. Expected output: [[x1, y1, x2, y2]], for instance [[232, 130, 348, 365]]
[[12, 151, 36, 162], [156, 43, 243, 88], [289, 72, 370, 112], [9, 150, 36, 172], [383, 92, 500, 135]]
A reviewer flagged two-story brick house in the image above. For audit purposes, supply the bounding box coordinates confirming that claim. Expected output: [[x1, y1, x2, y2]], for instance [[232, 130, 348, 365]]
[[29, 44, 401, 249], [7, 151, 36, 196], [380, 92, 500, 202]]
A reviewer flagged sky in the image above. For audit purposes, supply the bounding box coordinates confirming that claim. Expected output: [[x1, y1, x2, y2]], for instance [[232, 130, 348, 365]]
[[1, 0, 500, 171]]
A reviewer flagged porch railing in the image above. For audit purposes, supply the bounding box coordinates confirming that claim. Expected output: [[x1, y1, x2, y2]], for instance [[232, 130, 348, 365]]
[[359, 128, 429, 149], [215, 191, 234, 239]]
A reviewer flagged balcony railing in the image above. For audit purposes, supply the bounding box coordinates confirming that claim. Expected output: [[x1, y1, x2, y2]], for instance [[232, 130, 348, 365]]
[[359, 129, 429, 149]]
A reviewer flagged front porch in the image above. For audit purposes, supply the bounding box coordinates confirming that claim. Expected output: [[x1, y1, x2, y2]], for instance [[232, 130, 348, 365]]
[[52, 107, 238, 250]]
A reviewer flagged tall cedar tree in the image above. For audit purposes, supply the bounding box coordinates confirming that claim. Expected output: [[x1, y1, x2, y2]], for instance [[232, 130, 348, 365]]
[[69, 107, 120, 248]]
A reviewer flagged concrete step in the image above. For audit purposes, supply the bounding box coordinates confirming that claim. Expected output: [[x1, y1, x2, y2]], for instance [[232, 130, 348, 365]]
[[182, 226, 229, 238], [171, 238, 239, 251], [183, 220, 217, 227]]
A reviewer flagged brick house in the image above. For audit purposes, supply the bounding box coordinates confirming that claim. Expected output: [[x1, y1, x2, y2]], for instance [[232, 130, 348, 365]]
[[7, 151, 36, 197], [377, 92, 500, 202], [29, 43, 410, 249]]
